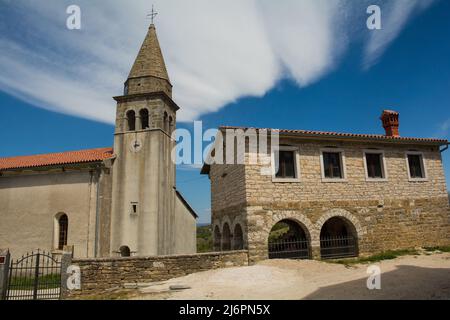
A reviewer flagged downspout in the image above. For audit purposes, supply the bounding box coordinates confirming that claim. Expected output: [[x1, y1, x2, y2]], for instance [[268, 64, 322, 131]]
[[86, 170, 94, 257], [94, 165, 101, 258], [440, 143, 449, 153]]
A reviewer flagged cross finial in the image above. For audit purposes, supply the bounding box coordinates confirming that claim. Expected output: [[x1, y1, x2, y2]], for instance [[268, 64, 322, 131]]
[[147, 5, 158, 25]]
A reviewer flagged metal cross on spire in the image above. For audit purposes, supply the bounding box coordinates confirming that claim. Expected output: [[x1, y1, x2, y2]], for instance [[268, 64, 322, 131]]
[[147, 5, 158, 25]]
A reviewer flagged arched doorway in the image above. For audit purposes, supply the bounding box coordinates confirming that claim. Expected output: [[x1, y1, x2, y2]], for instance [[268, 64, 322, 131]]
[[222, 223, 231, 251], [320, 217, 358, 259], [213, 226, 221, 251], [268, 219, 311, 259], [119, 246, 131, 257], [233, 224, 244, 250]]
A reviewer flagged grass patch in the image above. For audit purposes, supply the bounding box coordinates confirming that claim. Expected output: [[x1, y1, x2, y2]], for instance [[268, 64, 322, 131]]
[[329, 248, 420, 265], [9, 274, 60, 290], [423, 246, 450, 253]]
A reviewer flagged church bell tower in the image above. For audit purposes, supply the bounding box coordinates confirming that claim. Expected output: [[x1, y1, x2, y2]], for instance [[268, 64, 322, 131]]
[[109, 22, 179, 256]]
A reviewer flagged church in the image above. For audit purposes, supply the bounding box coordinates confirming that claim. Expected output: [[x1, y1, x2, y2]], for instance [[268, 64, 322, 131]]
[[0, 23, 198, 259]]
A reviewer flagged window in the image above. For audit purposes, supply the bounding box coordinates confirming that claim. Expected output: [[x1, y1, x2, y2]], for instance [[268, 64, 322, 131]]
[[126, 110, 136, 131], [131, 202, 139, 215], [272, 147, 299, 181], [58, 214, 68, 250], [163, 112, 168, 132], [364, 151, 386, 180], [276, 150, 296, 178], [322, 151, 344, 179], [140, 109, 149, 130], [169, 116, 174, 134], [407, 153, 426, 180]]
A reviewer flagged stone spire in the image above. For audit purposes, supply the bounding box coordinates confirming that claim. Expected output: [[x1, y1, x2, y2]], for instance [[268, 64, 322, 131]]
[[125, 24, 172, 97]]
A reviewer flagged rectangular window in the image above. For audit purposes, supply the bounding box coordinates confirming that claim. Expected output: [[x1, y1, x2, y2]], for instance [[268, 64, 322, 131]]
[[408, 154, 425, 179], [365, 153, 384, 179], [131, 202, 139, 215], [323, 152, 343, 179], [276, 150, 296, 179]]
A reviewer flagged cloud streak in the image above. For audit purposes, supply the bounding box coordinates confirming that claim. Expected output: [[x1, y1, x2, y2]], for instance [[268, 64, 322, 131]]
[[0, 0, 438, 123]]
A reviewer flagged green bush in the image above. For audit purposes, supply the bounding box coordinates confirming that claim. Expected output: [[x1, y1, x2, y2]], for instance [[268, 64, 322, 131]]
[[197, 225, 213, 253]]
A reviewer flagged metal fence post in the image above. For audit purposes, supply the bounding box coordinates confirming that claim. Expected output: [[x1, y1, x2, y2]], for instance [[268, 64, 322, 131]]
[[0, 249, 11, 300], [60, 246, 74, 300]]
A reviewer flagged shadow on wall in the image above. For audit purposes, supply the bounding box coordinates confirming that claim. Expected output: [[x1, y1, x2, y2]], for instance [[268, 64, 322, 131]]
[[304, 265, 450, 300]]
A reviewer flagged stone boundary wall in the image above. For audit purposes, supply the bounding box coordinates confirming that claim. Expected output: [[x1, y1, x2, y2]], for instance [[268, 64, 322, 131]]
[[67, 250, 249, 297]]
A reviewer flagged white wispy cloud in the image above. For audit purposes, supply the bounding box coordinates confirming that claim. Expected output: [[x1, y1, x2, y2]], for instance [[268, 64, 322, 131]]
[[0, 0, 437, 123]]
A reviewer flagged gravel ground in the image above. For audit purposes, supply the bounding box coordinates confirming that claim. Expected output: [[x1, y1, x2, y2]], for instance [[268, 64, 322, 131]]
[[132, 252, 450, 300]]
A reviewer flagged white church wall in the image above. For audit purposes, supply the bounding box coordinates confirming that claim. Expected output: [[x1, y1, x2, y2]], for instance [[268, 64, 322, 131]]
[[174, 195, 197, 254], [0, 169, 98, 259]]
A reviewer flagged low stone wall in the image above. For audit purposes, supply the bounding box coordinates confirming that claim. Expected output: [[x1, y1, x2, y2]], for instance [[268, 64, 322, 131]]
[[67, 250, 248, 297]]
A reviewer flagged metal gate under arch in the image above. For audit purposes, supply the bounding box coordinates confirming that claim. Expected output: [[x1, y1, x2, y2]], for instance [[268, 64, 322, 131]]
[[6, 250, 62, 300]]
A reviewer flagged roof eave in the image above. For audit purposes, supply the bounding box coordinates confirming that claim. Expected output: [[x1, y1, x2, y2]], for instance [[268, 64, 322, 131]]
[[0, 160, 107, 174]]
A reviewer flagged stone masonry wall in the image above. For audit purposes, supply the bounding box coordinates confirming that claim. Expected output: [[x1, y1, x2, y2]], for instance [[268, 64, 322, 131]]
[[245, 140, 447, 202], [210, 164, 247, 245], [67, 250, 248, 297]]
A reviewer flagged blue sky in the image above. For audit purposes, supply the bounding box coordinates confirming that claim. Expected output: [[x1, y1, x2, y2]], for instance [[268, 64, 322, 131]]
[[1, 0, 449, 223]]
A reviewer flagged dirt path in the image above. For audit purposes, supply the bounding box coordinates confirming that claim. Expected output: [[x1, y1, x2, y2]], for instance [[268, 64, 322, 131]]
[[132, 252, 450, 300]]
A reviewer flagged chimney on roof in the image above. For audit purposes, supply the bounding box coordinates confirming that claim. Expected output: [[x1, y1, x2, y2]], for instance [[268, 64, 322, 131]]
[[380, 110, 400, 137]]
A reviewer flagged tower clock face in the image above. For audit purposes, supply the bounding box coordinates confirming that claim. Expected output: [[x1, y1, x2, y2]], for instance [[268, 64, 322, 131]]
[[130, 139, 143, 153]]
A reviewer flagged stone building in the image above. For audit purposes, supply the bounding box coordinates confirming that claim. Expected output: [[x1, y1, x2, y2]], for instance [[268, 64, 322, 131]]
[[201, 111, 450, 263], [0, 24, 197, 258]]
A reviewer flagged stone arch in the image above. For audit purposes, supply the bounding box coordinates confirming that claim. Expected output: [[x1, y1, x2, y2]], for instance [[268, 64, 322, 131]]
[[126, 110, 136, 131], [315, 209, 364, 239], [316, 209, 362, 259], [163, 111, 169, 132], [220, 216, 232, 232], [233, 224, 244, 250], [168, 116, 174, 134], [139, 108, 150, 130], [265, 211, 316, 259], [213, 225, 221, 251], [270, 211, 316, 243], [231, 216, 246, 249], [222, 223, 231, 251]]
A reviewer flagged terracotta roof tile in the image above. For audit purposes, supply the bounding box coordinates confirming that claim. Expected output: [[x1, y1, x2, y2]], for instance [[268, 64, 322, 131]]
[[219, 126, 448, 144], [0, 148, 114, 171]]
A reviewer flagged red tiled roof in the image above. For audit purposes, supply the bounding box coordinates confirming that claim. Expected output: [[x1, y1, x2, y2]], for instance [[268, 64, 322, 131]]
[[219, 126, 448, 144], [0, 148, 114, 171]]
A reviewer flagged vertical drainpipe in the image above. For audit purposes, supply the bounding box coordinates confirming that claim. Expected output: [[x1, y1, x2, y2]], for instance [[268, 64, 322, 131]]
[[94, 165, 101, 258]]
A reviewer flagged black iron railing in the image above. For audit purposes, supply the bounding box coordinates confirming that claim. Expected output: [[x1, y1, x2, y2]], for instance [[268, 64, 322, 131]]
[[6, 250, 62, 300], [320, 236, 357, 259], [268, 239, 311, 260]]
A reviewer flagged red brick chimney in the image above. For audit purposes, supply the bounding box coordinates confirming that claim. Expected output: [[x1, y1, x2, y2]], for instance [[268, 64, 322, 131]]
[[380, 110, 400, 137]]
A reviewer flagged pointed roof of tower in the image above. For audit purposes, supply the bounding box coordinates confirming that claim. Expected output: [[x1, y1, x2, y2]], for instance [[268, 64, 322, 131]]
[[128, 24, 171, 83]]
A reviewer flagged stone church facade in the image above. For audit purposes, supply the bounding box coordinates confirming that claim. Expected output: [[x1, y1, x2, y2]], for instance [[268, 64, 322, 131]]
[[202, 111, 450, 263], [0, 24, 197, 259]]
